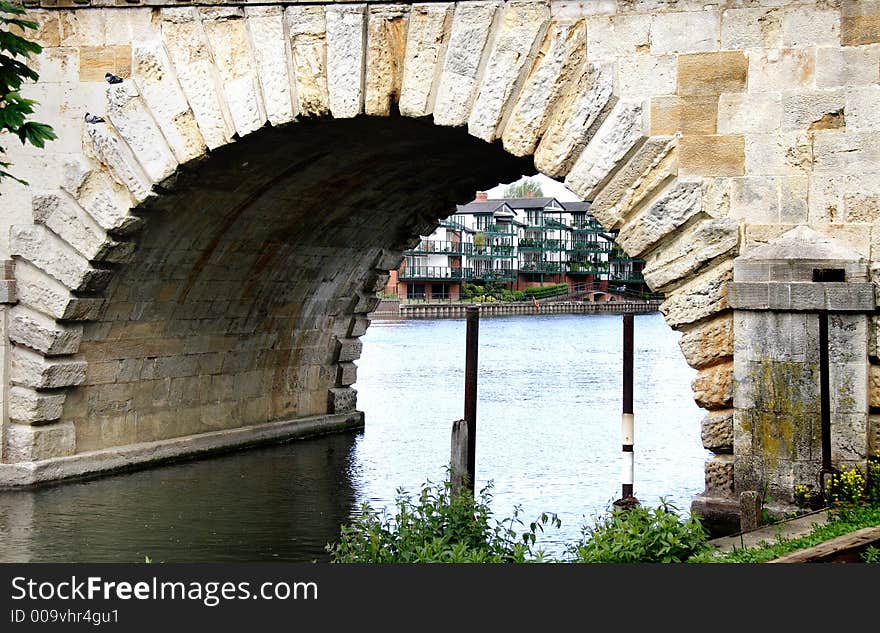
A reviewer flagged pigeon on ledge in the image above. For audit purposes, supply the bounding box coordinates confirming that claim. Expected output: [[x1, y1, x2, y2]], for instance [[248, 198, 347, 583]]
[[105, 72, 123, 84], [84, 113, 105, 124]]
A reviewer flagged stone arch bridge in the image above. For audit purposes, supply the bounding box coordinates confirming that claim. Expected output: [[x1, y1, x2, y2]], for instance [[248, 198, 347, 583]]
[[1, 0, 879, 529]]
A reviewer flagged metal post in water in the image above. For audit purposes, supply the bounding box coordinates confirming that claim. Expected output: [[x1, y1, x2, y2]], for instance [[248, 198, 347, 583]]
[[615, 312, 638, 509], [464, 305, 479, 493]]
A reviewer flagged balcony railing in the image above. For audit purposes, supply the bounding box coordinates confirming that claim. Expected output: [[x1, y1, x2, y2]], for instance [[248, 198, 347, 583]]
[[569, 241, 611, 253], [518, 238, 566, 250], [400, 266, 474, 281], [470, 244, 516, 258], [406, 240, 470, 255], [474, 269, 517, 281], [518, 262, 565, 273]]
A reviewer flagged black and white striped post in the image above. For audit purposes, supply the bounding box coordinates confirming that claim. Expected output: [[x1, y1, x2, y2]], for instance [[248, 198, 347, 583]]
[[615, 312, 639, 510]]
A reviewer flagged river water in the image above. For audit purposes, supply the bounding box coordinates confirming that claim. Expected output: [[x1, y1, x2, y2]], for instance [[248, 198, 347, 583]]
[[0, 312, 709, 562]]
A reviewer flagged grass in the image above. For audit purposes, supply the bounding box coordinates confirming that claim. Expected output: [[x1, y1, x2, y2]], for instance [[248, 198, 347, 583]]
[[689, 505, 880, 563]]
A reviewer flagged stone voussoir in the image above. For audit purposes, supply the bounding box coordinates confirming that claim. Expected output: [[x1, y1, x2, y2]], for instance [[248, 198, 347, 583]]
[[8, 386, 67, 424], [10, 346, 87, 390], [8, 305, 83, 356]]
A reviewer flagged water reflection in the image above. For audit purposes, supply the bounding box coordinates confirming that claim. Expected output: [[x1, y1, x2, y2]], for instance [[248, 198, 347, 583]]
[[0, 432, 359, 562]]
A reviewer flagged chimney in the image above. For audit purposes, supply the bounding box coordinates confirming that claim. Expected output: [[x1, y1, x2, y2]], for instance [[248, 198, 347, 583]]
[[475, 191, 488, 201], [526, 191, 535, 198]]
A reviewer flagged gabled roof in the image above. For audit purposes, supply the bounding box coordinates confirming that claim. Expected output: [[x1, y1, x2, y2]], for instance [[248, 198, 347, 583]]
[[485, 197, 558, 209], [561, 201, 592, 213], [455, 201, 514, 214]]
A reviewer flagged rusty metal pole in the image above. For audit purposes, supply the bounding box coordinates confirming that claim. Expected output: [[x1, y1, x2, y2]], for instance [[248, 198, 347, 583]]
[[621, 312, 635, 501], [464, 305, 480, 493], [819, 311, 833, 488]]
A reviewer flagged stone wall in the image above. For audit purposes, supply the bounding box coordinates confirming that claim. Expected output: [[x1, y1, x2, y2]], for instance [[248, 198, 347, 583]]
[[0, 1, 877, 524]]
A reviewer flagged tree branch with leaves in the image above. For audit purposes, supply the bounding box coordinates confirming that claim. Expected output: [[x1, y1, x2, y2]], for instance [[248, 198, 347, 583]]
[[1, 1, 56, 189]]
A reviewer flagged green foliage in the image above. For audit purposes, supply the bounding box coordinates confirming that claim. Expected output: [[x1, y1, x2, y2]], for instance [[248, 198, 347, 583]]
[[1, 2, 56, 187], [867, 456, 880, 506], [503, 178, 544, 199], [567, 500, 710, 563], [692, 505, 880, 563], [825, 464, 868, 508], [863, 545, 880, 563], [521, 283, 569, 300], [794, 484, 823, 510], [327, 479, 560, 563]]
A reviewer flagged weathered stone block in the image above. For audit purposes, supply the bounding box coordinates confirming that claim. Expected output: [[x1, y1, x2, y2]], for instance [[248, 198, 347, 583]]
[[815, 46, 880, 89], [677, 52, 748, 97], [781, 7, 840, 47], [329, 386, 357, 414], [534, 62, 613, 177], [285, 6, 331, 117], [364, 5, 409, 117], [10, 224, 112, 293], [433, 1, 501, 127], [617, 180, 702, 258], [748, 48, 815, 93], [841, 0, 880, 46], [588, 137, 676, 229], [720, 7, 782, 51], [336, 338, 363, 363], [564, 100, 645, 201], [585, 14, 650, 59], [702, 409, 733, 453], [502, 18, 586, 156], [650, 11, 719, 55], [8, 306, 83, 356], [678, 315, 733, 370], [245, 6, 295, 126], [704, 455, 734, 497], [649, 95, 716, 136], [660, 261, 732, 328], [617, 55, 676, 98], [5, 422, 76, 462], [10, 346, 87, 389], [831, 413, 869, 462], [717, 93, 781, 135], [642, 217, 739, 292], [869, 414, 880, 456], [679, 135, 745, 177], [781, 90, 846, 132], [337, 362, 357, 386], [8, 386, 66, 424], [468, 0, 549, 142], [78, 45, 131, 82], [399, 3, 452, 118], [692, 362, 733, 410]]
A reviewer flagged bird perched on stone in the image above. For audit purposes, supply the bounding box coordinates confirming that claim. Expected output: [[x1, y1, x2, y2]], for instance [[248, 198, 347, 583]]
[[105, 72, 123, 84], [84, 113, 105, 124]]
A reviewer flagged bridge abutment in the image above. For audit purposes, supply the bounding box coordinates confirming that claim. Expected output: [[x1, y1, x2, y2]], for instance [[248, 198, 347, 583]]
[[0, 1, 878, 532]]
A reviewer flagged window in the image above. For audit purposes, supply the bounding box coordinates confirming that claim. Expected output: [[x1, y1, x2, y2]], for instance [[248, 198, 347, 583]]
[[407, 283, 426, 300], [432, 283, 449, 300]]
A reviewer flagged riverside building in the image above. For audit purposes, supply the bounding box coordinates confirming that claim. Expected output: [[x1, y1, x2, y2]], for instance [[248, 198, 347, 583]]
[[387, 192, 648, 301]]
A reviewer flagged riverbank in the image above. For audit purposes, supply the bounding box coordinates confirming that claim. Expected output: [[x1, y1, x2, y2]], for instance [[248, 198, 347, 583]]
[[371, 298, 663, 319]]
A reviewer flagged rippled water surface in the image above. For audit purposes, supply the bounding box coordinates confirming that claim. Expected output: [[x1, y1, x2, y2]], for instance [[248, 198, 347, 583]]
[[0, 313, 709, 562]]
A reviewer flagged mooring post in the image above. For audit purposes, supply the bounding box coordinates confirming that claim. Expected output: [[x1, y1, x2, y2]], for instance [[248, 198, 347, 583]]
[[450, 419, 469, 496], [614, 311, 638, 510], [463, 305, 479, 493]]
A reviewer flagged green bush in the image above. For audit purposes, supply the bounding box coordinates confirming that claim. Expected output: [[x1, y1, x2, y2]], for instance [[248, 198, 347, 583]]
[[521, 283, 569, 300], [567, 500, 709, 563], [327, 480, 560, 563]]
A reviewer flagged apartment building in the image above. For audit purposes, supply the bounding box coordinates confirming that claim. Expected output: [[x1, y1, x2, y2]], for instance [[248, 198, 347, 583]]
[[388, 192, 646, 301]]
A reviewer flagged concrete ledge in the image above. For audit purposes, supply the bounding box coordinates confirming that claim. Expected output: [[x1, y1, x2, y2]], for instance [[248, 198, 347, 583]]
[[728, 281, 875, 312], [0, 411, 365, 489], [691, 494, 742, 537]]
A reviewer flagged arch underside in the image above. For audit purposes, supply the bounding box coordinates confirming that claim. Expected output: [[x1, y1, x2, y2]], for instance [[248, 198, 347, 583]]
[[67, 118, 533, 451]]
